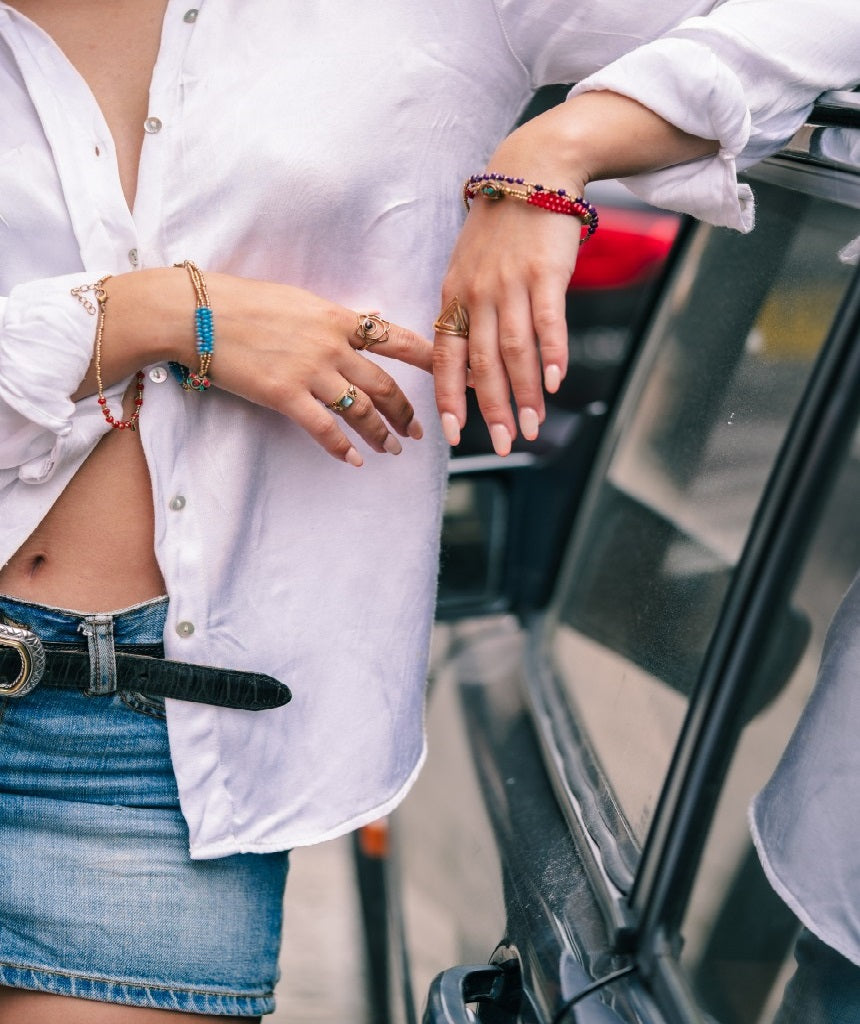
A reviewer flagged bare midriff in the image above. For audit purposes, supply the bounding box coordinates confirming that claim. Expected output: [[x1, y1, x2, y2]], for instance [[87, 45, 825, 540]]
[[0, 0, 170, 612]]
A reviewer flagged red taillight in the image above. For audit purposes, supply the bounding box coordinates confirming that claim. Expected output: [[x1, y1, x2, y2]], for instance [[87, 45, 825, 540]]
[[570, 208, 679, 291]]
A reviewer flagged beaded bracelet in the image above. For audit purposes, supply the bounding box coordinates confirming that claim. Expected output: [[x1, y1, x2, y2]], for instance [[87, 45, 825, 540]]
[[71, 277, 145, 431], [463, 173, 599, 243], [169, 260, 214, 392]]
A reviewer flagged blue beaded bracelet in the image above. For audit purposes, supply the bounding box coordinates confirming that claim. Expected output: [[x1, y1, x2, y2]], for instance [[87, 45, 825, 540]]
[[171, 260, 214, 391]]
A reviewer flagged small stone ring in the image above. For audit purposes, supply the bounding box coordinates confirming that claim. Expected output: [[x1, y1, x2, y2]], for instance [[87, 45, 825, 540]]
[[326, 383, 358, 413], [355, 313, 390, 349]]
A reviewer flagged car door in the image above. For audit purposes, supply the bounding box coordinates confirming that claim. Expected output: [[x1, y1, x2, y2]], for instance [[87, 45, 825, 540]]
[[375, 92, 860, 1024]]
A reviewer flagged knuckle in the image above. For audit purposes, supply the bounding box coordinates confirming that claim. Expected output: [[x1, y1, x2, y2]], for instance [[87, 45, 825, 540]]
[[323, 304, 346, 330], [467, 350, 497, 376], [264, 381, 294, 412], [348, 392, 374, 418], [317, 416, 344, 444], [325, 434, 353, 460], [373, 374, 399, 402], [498, 332, 531, 360], [478, 400, 513, 423], [365, 421, 391, 448], [389, 398, 414, 425], [532, 307, 565, 333], [432, 343, 466, 372], [395, 326, 417, 348]]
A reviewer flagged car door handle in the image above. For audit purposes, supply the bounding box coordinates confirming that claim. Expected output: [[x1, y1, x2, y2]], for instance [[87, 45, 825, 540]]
[[423, 963, 519, 1023]]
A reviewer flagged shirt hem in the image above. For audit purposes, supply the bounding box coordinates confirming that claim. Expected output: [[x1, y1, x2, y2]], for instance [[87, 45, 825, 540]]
[[188, 739, 428, 860], [748, 804, 860, 968]]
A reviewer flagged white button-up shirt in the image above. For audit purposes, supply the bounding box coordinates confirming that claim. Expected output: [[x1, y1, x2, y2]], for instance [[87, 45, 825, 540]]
[[1, 0, 857, 858]]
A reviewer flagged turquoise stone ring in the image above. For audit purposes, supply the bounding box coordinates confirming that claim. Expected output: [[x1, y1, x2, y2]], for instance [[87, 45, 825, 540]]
[[327, 383, 358, 412]]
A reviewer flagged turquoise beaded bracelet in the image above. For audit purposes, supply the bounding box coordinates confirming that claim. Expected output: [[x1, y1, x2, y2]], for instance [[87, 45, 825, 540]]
[[170, 260, 214, 391]]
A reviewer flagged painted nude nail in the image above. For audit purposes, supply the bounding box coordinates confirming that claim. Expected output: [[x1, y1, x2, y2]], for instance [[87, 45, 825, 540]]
[[407, 419, 424, 441], [544, 364, 562, 393], [440, 412, 460, 446], [383, 434, 403, 455], [345, 447, 364, 467], [489, 423, 512, 457], [519, 407, 540, 441]]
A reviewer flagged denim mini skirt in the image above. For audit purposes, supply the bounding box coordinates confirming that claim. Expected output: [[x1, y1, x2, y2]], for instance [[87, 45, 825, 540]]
[[0, 595, 289, 1017]]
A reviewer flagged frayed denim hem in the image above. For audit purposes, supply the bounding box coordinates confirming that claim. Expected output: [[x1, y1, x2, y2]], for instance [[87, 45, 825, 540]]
[[0, 962, 276, 1017]]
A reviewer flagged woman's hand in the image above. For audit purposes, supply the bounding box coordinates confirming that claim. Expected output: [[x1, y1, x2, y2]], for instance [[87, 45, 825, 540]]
[[83, 270, 434, 467], [434, 91, 719, 456], [434, 178, 583, 457], [207, 275, 431, 467]]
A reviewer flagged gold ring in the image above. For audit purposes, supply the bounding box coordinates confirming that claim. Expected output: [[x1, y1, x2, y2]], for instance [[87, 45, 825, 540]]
[[355, 313, 390, 349], [326, 383, 358, 412], [433, 296, 469, 338]]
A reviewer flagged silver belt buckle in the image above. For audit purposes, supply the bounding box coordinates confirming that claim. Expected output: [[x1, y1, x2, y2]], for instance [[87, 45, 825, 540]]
[[0, 617, 46, 697]]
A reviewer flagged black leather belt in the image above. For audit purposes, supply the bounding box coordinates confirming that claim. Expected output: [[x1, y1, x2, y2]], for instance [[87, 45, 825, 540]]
[[0, 620, 291, 712]]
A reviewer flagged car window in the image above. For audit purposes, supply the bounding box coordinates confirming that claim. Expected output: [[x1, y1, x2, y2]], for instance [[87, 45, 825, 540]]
[[547, 181, 860, 850], [678, 412, 860, 1024]]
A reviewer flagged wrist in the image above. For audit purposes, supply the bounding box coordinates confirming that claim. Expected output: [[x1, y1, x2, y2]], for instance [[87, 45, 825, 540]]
[[103, 267, 200, 369]]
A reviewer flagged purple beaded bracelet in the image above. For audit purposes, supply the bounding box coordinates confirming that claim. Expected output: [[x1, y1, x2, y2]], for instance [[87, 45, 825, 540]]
[[463, 172, 599, 243]]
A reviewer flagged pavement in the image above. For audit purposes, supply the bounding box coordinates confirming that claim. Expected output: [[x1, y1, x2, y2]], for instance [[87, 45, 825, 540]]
[[271, 835, 368, 1023]]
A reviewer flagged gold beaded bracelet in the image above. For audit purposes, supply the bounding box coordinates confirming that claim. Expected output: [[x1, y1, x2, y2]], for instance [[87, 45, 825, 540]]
[[71, 278, 145, 431], [169, 260, 215, 391]]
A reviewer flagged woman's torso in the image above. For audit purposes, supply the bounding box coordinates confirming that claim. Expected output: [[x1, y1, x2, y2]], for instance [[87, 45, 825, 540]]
[[0, 0, 168, 611]]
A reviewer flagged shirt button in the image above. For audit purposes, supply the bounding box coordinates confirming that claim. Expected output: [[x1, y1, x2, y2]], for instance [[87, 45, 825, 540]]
[[169, 495, 186, 511], [128, 247, 139, 267], [176, 621, 195, 638], [149, 366, 169, 383], [144, 116, 163, 134], [183, 8, 199, 22]]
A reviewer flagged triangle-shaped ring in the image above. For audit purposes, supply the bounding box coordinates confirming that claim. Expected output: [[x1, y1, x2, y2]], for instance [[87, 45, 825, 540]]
[[433, 297, 470, 338]]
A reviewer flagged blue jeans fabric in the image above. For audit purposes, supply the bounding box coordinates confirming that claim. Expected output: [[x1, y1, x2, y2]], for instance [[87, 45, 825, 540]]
[[0, 595, 290, 1016], [774, 928, 860, 1024]]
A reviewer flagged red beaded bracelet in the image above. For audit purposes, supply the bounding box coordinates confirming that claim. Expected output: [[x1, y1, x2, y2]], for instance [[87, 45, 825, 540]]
[[463, 173, 599, 243], [71, 277, 145, 431]]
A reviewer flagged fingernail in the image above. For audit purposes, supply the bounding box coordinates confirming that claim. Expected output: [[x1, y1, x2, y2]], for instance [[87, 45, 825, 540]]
[[345, 447, 363, 467], [407, 419, 424, 441], [440, 412, 460, 446], [383, 434, 403, 455], [545, 364, 562, 393], [519, 407, 540, 441], [489, 423, 512, 457]]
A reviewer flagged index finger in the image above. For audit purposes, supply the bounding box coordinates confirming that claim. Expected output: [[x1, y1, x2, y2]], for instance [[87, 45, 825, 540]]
[[350, 312, 433, 374]]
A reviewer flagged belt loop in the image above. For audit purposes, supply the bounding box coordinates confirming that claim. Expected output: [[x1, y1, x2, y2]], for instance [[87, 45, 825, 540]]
[[77, 614, 118, 695]]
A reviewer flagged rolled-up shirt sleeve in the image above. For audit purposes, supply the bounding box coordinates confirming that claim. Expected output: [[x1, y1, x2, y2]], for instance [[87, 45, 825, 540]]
[[568, 0, 860, 230], [0, 271, 116, 479]]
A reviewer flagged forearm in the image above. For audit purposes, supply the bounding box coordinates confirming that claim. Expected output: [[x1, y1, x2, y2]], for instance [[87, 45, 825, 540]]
[[489, 90, 719, 195], [66, 265, 431, 464], [71, 267, 199, 400]]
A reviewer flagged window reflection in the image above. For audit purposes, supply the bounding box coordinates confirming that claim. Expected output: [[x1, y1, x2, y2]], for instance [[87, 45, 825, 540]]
[[549, 185, 860, 849], [680, 419, 860, 1024]]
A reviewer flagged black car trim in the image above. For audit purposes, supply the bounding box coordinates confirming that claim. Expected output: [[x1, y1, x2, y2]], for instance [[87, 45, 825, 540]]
[[807, 89, 860, 128], [748, 155, 860, 209]]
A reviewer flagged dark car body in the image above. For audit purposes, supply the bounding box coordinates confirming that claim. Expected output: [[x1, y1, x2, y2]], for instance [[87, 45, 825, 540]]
[[354, 90, 860, 1024]]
